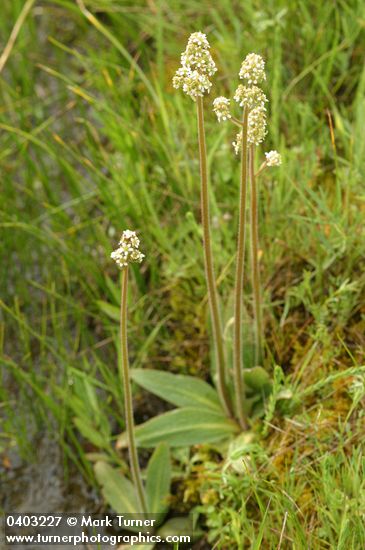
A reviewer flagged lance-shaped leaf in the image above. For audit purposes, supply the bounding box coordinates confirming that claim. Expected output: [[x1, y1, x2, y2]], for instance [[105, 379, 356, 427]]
[[146, 443, 171, 521], [131, 369, 221, 411], [94, 461, 139, 515], [117, 407, 239, 448]]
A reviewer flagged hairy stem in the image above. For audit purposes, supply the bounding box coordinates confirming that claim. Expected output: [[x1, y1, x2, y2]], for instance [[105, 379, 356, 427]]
[[120, 267, 147, 514], [233, 109, 249, 430], [249, 145, 263, 364], [196, 96, 233, 418]]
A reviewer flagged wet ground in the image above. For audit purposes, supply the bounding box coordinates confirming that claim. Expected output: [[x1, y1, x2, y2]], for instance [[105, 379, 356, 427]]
[[1, 433, 102, 549]]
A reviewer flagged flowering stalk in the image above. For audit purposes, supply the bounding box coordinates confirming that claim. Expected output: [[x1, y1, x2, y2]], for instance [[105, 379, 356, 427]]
[[250, 150, 281, 363], [120, 267, 147, 514], [232, 107, 249, 429], [197, 96, 233, 418], [229, 55, 283, 368], [249, 145, 263, 364], [173, 33, 233, 418], [112, 231, 147, 515], [222, 55, 268, 422], [234, 57, 266, 362]]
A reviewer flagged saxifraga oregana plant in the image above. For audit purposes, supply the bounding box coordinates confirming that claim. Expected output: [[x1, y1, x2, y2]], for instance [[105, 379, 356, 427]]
[[173, 32, 234, 419], [111, 229, 147, 514], [214, 53, 281, 426]]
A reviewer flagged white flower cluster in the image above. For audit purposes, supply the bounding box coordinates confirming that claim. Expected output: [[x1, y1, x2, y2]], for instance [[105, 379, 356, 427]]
[[233, 85, 267, 110], [181, 32, 216, 77], [173, 32, 216, 100], [232, 106, 268, 154], [247, 107, 267, 146], [213, 96, 231, 122], [239, 53, 266, 85], [265, 150, 282, 166], [111, 230, 144, 269], [174, 68, 212, 99], [239, 54, 267, 147], [231, 52, 272, 150]]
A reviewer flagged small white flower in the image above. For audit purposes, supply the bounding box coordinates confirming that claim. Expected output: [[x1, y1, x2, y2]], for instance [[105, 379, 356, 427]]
[[234, 85, 267, 111], [111, 230, 144, 269], [213, 96, 231, 122], [239, 53, 266, 85], [265, 150, 282, 167]]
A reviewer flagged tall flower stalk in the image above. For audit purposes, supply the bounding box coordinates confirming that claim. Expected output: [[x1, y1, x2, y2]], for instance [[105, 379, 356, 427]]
[[173, 33, 233, 418], [213, 53, 281, 425], [236, 55, 268, 366], [111, 230, 147, 514], [249, 144, 262, 364], [248, 150, 282, 365], [173, 35, 282, 428], [233, 108, 248, 429]]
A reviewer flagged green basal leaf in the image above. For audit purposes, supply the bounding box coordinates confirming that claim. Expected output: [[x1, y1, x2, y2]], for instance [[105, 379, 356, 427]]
[[118, 407, 239, 448], [146, 443, 171, 521], [131, 369, 221, 411], [94, 461, 139, 515]]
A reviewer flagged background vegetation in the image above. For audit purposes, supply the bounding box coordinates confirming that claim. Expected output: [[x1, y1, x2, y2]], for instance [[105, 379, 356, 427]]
[[1, 0, 365, 547]]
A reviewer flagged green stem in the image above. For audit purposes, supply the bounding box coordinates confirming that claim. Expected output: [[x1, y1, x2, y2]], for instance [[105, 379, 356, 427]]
[[249, 145, 263, 364], [233, 109, 249, 430], [255, 161, 267, 178], [196, 96, 233, 418], [231, 115, 245, 128], [120, 267, 147, 515]]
